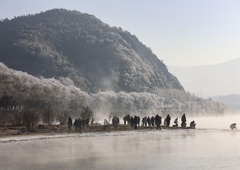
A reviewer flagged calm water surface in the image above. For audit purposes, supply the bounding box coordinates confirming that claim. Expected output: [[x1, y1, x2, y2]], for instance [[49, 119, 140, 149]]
[[0, 128, 240, 170]]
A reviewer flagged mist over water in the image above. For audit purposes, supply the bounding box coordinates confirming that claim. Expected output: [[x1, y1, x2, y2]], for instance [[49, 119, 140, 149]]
[[190, 113, 240, 130], [94, 112, 240, 130], [1, 113, 240, 170]]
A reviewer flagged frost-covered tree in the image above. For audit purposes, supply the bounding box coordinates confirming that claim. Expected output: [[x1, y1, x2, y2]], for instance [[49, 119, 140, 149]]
[[42, 107, 54, 125], [80, 106, 93, 120], [22, 109, 40, 131], [56, 109, 68, 125]]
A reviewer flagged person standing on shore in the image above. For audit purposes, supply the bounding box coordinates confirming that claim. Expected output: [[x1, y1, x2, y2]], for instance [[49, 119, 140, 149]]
[[155, 114, 161, 130], [74, 118, 79, 132], [151, 116, 155, 126], [134, 116, 138, 129], [137, 116, 140, 127], [166, 114, 171, 127], [78, 118, 82, 133], [181, 114, 187, 128], [67, 116, 73, 133]]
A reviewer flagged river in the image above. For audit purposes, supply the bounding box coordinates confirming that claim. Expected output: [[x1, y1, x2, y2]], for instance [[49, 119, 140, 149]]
[[0, 115, 240, 170]]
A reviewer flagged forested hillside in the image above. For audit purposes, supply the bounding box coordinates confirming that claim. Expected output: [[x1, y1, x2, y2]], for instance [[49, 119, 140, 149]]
[[0, 9, 227, 120], [0, 63, 227, 118], [0, 9, 183, 93]]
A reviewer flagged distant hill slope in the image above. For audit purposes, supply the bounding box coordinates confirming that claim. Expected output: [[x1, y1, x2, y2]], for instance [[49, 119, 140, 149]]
[[0, 9, 183, 93], [213, 94, 240, 112], [169, 58, 240, 96]]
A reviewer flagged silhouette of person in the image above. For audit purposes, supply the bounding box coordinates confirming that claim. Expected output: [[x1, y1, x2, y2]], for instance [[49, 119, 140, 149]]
[[181, 114, 187, 128], [230, 123, 237, 130], [190, 121, 196, 128], [67, 116, 72, 133], [134, 116, 138, 129], [173, 118, 178, 127], [78, 118, 82, 133], [151, 116, 155, 126], [166, 114, 171, 127], [155, 114, 161, 130], [74, 118, 78, 132]]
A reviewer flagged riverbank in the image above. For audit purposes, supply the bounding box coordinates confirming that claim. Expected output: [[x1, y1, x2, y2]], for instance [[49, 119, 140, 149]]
[[0, 124, 196, 138], [0, 124, 152, 137]]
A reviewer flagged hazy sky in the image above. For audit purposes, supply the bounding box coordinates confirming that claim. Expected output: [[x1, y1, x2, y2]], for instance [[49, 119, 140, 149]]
[[0, 0, 240, 66]]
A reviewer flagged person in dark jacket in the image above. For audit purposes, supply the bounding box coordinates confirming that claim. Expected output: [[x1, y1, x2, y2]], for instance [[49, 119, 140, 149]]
[[190, 121, 196, 128], [173, 118, 178, 127], [181, 114, 187, 128], [151, 116, 155, 126], [166, 114, 171, 127], [155, 114, 162, 130], [133, 116, 138, 129], [137, 116, 140, 126], [78, 118, 82, 133], [67, 116, 72, 133], [130, 116, 134, 127], [74, 118, 79, 133], [230, 123, 237, 130]]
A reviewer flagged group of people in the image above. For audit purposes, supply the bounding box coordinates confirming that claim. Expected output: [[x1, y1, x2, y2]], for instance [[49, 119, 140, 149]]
[[66, 114, 239, 133], [67, 116, 93, 133], [164, 113, 196, 129], [66, 113, 196, 133], [123, 113, 196, 129]]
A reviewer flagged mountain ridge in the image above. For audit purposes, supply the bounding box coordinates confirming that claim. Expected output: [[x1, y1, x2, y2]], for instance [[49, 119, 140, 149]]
[[169, 57, 240, 96], [0, 9, 229, 116], [0, 9, 184, 94]]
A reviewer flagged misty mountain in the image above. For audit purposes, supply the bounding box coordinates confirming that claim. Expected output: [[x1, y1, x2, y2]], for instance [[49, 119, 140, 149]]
[[169, 58, 240, 97], [213, 94, 240, 113], [0, 9, 228, 116], [0, 9, 183, 94]]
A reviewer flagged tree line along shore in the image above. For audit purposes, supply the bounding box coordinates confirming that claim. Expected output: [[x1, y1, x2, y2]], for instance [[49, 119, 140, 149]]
[[0, 110, 196, 137]]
